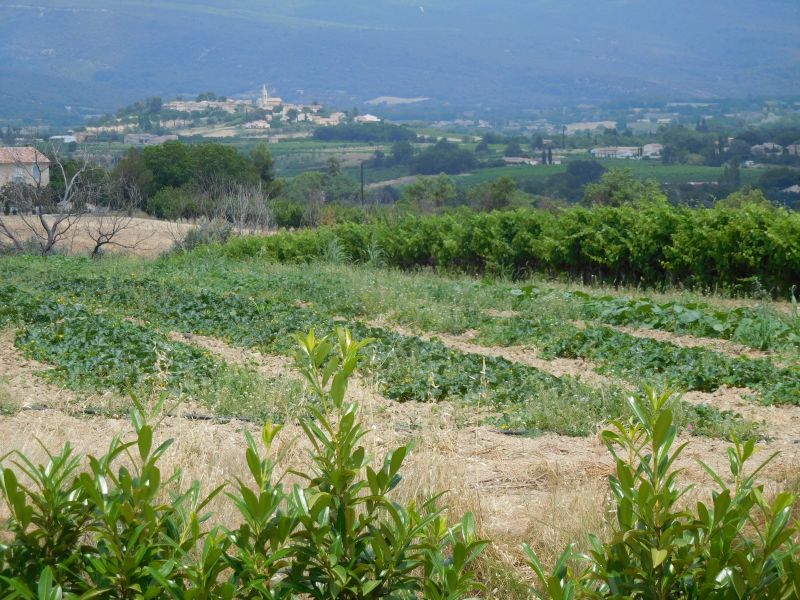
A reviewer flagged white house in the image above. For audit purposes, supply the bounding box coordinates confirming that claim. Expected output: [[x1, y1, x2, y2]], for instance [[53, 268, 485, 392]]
[[354, 114, 382, 124], [591, 146, 641, 159], [642, 143, 663, 158]]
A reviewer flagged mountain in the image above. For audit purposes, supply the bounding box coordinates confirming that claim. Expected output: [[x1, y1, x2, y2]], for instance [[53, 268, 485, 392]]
[[1, 0, 799, 122]]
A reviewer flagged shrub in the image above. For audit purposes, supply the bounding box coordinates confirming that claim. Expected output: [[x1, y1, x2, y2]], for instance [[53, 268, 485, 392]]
[[524, 388, 800, 599], [216, 204, 800, 292], [177, 219, 233, 252]]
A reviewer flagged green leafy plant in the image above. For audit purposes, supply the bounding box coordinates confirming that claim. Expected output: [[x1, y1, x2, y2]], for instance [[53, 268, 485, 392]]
[[280, 328, 488, 598], [0, 328, 486, 598], [524, 388, 800, 599]]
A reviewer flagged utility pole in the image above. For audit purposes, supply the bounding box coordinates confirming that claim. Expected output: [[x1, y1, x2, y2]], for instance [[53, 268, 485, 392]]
[[360, 161, 365, 204]]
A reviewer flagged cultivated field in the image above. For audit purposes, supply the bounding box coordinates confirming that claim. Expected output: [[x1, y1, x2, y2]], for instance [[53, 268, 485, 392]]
[[1, 254, 799, 595]]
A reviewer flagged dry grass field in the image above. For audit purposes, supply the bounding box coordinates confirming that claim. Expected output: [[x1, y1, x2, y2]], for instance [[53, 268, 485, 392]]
[[0, 215, 196, 257]]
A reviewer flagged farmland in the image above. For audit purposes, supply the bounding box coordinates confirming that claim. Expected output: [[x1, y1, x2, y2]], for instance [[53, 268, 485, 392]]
[[1, 244, 800, 595], [452, 160, 762, 188]]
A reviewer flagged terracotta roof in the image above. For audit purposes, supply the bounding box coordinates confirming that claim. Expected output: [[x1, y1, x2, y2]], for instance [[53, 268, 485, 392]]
[[0, 147, 51, 165]]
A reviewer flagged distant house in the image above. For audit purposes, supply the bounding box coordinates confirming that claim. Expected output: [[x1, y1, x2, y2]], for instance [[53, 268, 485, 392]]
[[244, 120, 271, 130], [565, 121, 617, 135], [49, 135, 78, 144], [783, 185, 800, 194], [0, 147, 50, 187], [503, 157, 540, 166], [310, 112, 346, 126], [641, 143, 663, 158], [354, 114, 382, 124], [590, 146, 641, 159], [786, 144, 800, 156]]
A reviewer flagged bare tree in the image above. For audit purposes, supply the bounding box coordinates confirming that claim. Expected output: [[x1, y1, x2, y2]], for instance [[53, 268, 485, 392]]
[[0, 147, 95, 255], [84, 184, 155, 258], [192, 175, 273, 234], [220, 182, 272, 235]]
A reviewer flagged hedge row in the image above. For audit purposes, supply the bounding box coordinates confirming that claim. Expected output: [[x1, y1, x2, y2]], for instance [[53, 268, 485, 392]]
[[222, 204, 800, 292]]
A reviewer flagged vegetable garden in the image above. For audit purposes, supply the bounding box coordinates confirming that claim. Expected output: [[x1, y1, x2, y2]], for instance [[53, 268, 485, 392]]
[[1, 243, 799, 597]]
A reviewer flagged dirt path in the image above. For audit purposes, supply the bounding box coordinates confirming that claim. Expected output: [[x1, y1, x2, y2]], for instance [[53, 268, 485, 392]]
[[169, 331, 294, 380], [0, 331, 78, 411], [598, 322, 776, 361]]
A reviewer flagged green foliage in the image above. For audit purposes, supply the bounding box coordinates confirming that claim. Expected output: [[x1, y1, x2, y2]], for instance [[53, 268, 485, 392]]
[[400, 174, 457, 211], [0, 329, 486, 598], [524, 388, 800, 598], [0, 259, 762, 437], [178, 220, 234, 253], [147, 186, 204, 220], [219, 203, 800, 292], [479, 309, 799, 406], [571, 289, 800, 352], [13, 299, 219, 393], [142, 141, 256, 194], [582, 168, 666, 206], [412, 140, 478, 175]]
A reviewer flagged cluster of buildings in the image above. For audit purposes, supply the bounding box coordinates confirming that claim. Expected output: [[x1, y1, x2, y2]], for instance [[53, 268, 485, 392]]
[[71, 84, 367, 145], [590, 144, 664, 160], [163, 84, 354, 130], [163, 98, 250, 114]]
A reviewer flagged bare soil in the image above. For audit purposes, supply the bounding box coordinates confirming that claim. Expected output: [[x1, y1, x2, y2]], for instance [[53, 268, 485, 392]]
[[600, 322, 776, 361]]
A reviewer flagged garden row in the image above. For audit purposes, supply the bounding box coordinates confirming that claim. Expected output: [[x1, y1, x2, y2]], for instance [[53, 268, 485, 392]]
[[2, 337, 799, 598], [222, 203, 800, 292], [0, 279, 753, 439], [511, 284, 800, 352]]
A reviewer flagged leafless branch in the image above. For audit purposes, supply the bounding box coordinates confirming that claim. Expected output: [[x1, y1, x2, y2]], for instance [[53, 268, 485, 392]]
[[0, 145, 94, 255], [84, 184, 155, 257]]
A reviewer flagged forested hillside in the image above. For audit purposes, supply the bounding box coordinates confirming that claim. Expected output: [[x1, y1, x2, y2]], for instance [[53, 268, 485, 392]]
[[1, 0, 799, 121]]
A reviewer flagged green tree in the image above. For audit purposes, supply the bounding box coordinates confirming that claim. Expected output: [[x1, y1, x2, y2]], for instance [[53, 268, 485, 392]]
[[402, 174, 457, 211], [477, 176, 518, 211], [721, 158, 741, 190], [146, 97, 163, 114], [583, 168, 666, 206], [715, 187, 773, 209], [111, 148, 154, 201], [504, 140, 523, 157], [249, 143, 277, 187], [412, 140, 477, 175], [326, 156, 342, 178], [390, 140, 415, 164]]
